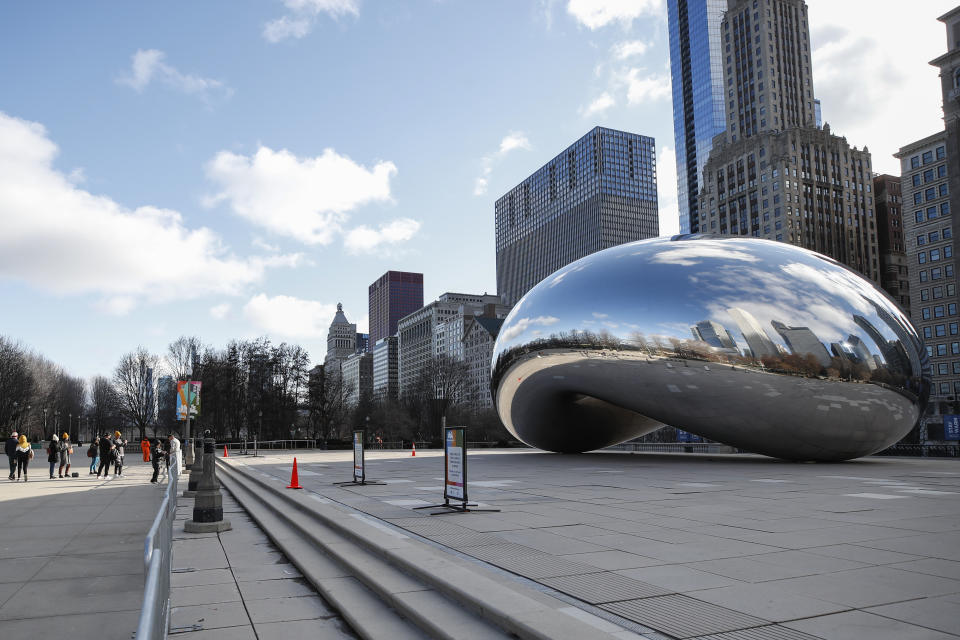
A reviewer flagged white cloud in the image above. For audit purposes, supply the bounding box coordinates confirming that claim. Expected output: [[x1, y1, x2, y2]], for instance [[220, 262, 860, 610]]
[[621, 69, 671, 104], [243, 294, 338, 338], [567, 0, 663, 30], [499, 132, 531, 155], [263, 0, 359, 43], [210, 303, 231, 319], [251, 237, 280, 252], [344, 217, 421, 254], [806, 0, 956, 174], [204, 145, 398, 246], [474, 131, 532, 197], [611, 40, 650, 59], [0, 112, 299, 312], [117, 49, 232, 102], [500, 316, 560, 342], [580, 92, 616, 117], [657, 145, 679, 237]]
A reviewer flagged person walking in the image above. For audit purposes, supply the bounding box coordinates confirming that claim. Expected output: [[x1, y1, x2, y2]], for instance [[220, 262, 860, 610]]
[[15, 435, 32, 481], [149, 438, 162, 483], [168, 433, 181, 472], [58, 432, 72, 478], [6, 431, 17, 481], [47, 434, 60, 479], [88, 438, 99, 475], [97, 433, 113, 478], [113, 431, 127, 477]]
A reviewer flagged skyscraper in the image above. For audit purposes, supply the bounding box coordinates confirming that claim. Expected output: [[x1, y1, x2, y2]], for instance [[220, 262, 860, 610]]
[[325, 303, 357, 369], [495, 127, 658, 306], [696, 0, 879, 284], [667, 0, 728, 233], [895, 6, 960, 424], [873, 174, 910, 312], [368, 271, 424, 345], [728, 307, 778, 359]]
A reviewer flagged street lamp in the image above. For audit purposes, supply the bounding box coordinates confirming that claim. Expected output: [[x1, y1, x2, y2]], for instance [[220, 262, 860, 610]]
[[54, 410, 60, 440], [42, 408, 48, 442], [256, 410, 262, 457], [11, 401, 17, 437]]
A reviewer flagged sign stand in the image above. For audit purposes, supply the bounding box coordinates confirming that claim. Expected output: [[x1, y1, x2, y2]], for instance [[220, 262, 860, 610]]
[[334, 429, 385, 486], [414, 427, 499, 516]]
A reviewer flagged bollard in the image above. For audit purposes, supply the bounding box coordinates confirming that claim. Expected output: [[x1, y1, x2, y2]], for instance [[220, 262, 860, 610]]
[[184, 432, 232, 533], [182, 446, 203, 498]]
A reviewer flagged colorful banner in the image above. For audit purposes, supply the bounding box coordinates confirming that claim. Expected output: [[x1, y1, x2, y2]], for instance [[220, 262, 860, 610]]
[[444, 427, 465, 501], [176, 381, 202, 421], [353, 430, 365, 480]]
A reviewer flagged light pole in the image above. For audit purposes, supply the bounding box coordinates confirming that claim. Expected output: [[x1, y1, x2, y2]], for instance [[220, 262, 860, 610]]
[[11, 401, 18, 437], [256, 410, 262, 457], [54, 410, 60, 441], [68, 413, 72, 441], [42, 408, 47, 443]]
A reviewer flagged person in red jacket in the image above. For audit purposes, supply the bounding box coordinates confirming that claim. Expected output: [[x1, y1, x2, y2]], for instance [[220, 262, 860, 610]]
[[141, 438, 150, 462]]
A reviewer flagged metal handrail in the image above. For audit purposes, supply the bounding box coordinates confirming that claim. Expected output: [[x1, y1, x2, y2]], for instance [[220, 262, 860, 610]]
[[135, 452, 180, 639]]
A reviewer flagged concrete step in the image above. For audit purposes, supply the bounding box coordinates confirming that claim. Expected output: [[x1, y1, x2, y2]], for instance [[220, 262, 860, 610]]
[[217, 462, 426, 640], [217, 459, 637, 640], [217, 462, 514, 640]]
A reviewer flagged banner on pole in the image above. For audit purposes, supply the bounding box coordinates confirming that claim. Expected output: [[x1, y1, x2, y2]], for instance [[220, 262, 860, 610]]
[[353, 430, 365, 481], [945, 414, 960, 441], [444, 427, 466, 501], [176, 381, 202, 421]]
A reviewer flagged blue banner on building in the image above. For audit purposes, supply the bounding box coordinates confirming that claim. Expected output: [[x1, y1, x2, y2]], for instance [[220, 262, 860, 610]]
[[944, 415, 960, 441], [677, 430, 701, 443]]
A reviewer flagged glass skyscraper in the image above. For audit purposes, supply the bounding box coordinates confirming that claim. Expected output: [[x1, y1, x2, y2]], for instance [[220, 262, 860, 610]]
[[495, 127, 658, 306], [667, 0, 727, 233]]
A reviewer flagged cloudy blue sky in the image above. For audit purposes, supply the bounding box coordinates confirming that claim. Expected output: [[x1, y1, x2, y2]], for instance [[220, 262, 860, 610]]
[[0, 0, 954, 380]]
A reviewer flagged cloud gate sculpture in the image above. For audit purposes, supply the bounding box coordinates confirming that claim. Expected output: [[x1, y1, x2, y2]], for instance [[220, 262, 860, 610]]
[[491, 236, 930, 461]]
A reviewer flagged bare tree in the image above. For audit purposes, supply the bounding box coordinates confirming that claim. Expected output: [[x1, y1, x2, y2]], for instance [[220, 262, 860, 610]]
[[167, 335, 202, 382], [113, 347, 159, 440], [90, 375, 119, 438]]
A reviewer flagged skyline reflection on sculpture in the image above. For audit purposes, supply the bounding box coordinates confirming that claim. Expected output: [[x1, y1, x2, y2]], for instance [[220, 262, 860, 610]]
[[491, 236, 930, 460]]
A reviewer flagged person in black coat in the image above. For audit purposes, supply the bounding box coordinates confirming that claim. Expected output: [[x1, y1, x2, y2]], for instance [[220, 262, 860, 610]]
[[149, 438, 162, 483], [96, 433, 113, 478], [5, 431, 17, 481]]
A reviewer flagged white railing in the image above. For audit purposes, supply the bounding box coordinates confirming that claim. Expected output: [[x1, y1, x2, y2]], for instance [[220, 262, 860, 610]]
[[135, 452, 180, 639]]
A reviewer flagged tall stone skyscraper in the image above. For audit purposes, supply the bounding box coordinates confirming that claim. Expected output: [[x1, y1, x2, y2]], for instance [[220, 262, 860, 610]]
[[667, 0, 728, 233], [896, 6, 960, 430], [368, 271, 423, 345], [325, 303, 357, 368], [696, 0, 879, 283], [495, 127, 658, 306]]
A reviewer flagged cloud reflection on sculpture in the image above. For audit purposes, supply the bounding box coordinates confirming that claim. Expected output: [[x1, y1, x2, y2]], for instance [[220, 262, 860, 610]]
[[491, 235, 929, 461]]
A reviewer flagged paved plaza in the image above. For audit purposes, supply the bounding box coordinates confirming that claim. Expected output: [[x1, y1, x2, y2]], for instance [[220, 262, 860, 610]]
[[228, 449, 960, 640], [0, 459, 163, 639]]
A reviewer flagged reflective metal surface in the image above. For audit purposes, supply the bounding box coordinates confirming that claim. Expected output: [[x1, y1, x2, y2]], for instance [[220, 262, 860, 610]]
[[491, 235, 930, 461]]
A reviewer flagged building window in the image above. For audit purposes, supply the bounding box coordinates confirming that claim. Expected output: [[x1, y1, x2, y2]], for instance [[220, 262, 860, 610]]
[[925, 327, 933, 339], [937, 145, 947, 159], [936, 324, 947, 337], [911, 156, 920, 169], [919, 252, 927, 264], [918, 235, 927, 246], [923, 150, 934, 164]]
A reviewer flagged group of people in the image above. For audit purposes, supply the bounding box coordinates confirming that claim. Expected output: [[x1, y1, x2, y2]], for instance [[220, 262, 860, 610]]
[[5, 430, 182, 483]]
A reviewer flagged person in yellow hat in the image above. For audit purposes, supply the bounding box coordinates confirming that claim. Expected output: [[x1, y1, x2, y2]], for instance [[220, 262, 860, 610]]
[[15, 435, 32, 481], [58, 432, 72, 478]]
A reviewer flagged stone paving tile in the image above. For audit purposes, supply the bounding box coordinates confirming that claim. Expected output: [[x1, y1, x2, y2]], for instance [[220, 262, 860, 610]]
[[237, 577, 317, 600], [685, 582, 851, 622], [865, 595, 960, 636], [0, 574, 142, 619], [766, 565, 960, 608], [618, 564, 740, 592], [689, 626, 822, 640], [170, 625, 258, 640], [487, 552, 605, 578], [170, 582, 242, 607], [171, 568, 236, 588], [888, 558, 960, 580], [170, 601, 251, 632], [230, 563, 303, 582], [783, 610, 958, 640], [560, 550, 665, 570]]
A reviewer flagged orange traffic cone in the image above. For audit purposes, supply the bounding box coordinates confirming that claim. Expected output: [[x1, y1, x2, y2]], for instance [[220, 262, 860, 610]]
[[287, 457, 303, 489], [411, 442, 416, 457], [223, 445, 229, 457]]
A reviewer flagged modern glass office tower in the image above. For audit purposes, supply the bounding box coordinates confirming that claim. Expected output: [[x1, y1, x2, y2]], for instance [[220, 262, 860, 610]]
[[367, 271, 424, 345], [495, 127, 658, 306], [667, 0, 727, 234]]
